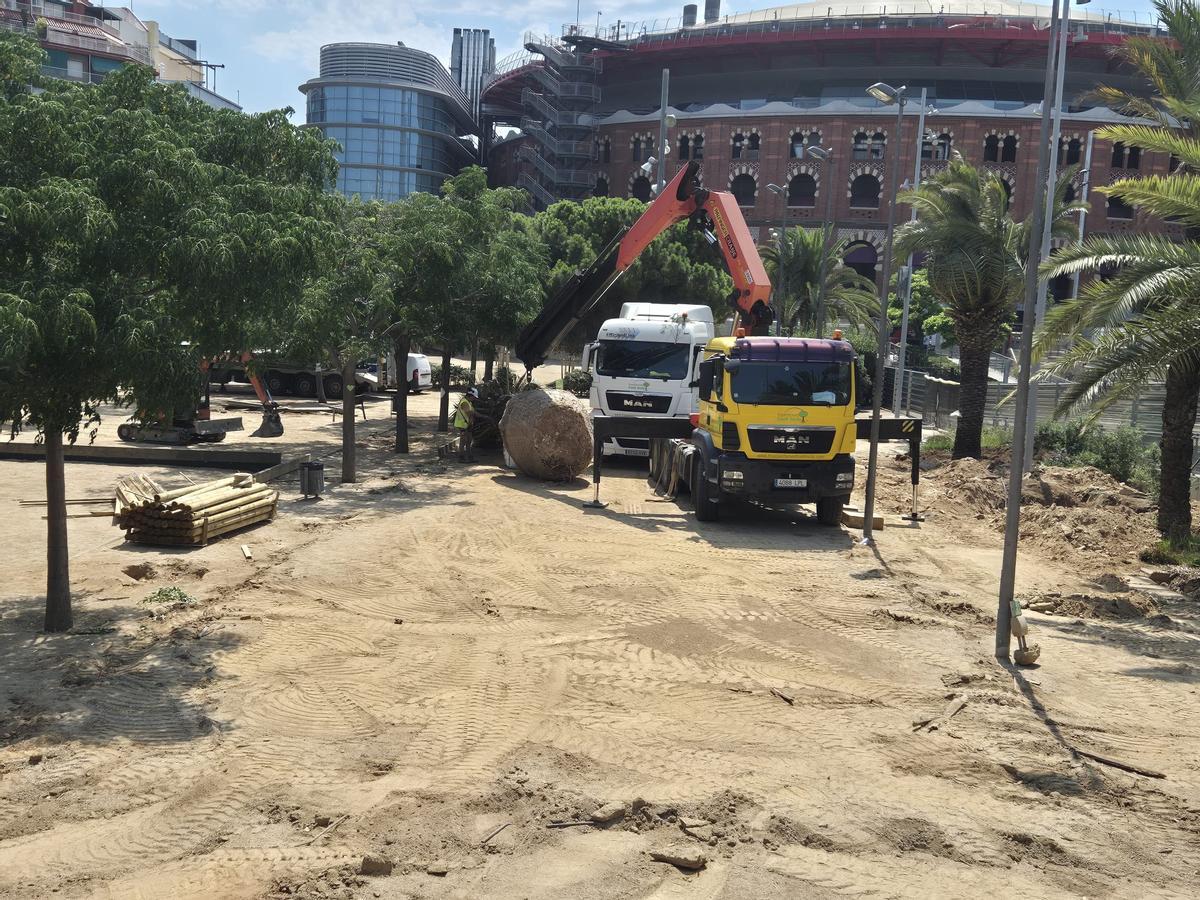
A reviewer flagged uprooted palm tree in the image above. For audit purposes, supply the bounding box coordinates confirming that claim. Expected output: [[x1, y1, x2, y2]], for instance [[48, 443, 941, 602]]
[[759, 226, 878, 335], [1037, 0, 1200, 547], [1038, 124, 1200, 547], [893, 157, 1083, 459]]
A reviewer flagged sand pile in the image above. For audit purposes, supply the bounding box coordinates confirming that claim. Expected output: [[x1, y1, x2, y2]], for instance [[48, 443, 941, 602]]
[[1020, 590, 1164, 622]]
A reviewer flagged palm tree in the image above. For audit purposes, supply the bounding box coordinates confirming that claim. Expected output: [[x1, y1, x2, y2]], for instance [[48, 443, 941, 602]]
[[759, 226, 878, 335], [1036, 0, 1200, 547], [893, 158, 1082, 459]]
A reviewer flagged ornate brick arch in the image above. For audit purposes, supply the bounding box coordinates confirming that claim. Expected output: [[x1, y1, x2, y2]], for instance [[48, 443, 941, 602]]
[[628, 130, 654, 150], [786, 162, 821, 184], [844, 229, 885, 253], [729, 125, 761, 146], [846, 163, 884, 196], [728, 162, 759, 183]]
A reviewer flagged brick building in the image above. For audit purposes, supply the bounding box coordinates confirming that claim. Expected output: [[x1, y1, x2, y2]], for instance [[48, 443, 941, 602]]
[[480, 1, 1173, 287]]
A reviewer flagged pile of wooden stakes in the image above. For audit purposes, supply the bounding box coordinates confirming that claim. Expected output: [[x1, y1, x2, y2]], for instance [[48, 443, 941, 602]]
[[116, 473, 278, 546]]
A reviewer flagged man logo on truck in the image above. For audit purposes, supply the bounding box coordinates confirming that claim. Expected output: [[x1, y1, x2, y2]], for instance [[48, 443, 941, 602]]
[[622, 398, 657, 410], [773, 433, 810, 449]]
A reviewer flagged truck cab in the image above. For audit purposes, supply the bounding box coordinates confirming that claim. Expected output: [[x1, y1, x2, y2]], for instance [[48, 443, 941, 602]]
[[686, 335, 858, 523], [583, 302, 715, 458]]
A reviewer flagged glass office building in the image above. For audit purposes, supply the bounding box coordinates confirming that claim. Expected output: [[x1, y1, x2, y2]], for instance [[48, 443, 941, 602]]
[[301, 43, 475, 202]]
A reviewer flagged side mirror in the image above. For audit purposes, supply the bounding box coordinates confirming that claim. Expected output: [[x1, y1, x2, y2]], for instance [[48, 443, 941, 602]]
[[697, 359, 715, 401], [581, 342, 597, 372]]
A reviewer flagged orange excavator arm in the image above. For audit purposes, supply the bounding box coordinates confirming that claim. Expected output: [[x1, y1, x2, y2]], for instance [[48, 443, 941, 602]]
[[515, 161, 773, 372]]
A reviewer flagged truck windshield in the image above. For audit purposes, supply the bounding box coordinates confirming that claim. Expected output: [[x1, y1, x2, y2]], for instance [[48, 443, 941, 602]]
[[729, 361, 852, 406], [596, 340, 689, 380]]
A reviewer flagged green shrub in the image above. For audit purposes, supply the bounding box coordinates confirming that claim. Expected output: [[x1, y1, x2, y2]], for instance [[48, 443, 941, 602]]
[[1034, 420, 1158, 490], [922, 426, 1010, 454], [1139, 537, 1200, 567], [429, 363, 473, 388], [925, 355, 961, 381], [561, 369, 593, 398], [142, 586, 196, 605]]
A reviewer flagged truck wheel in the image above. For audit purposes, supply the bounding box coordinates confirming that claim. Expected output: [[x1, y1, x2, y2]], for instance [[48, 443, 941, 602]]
[[293, 373, 317, 397], [265, 370, 289, 396], [117, 423, 137, 443], [693, 454, 720, 522], [323, 374, 344, 400], [648, 440, 661, 482], [816, 496, 844, 527]]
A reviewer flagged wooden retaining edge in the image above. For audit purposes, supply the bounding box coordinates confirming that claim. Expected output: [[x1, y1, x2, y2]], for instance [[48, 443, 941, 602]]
[[0, 443, 281, 470]]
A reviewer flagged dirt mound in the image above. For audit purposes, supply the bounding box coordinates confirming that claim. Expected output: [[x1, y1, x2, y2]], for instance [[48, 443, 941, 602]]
[[500, 388, 593, 481], [1021, 590, 1162, 621], [929, 460, 1158, 567]]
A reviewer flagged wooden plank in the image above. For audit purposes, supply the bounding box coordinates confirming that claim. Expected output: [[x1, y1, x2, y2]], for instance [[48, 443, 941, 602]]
[[254, 454, 310, 484], [0, 443, 280, 470]]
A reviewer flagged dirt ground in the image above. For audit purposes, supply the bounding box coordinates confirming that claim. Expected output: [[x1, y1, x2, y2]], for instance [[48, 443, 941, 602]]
[[1, 389, 1198, 900]]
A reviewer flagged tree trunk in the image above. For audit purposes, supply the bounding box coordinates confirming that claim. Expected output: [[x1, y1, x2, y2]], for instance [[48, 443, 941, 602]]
[[469, 334, 479, 385], [1158, 360, 1199, 547], [393, 333, 411, 454], [315, 366, 327, 403], [483, 346, 495, 382], [437, 345, 452, 433], [341, 358, 357, 483], [44, 430, 72, 633], [953, 333, 992, 460]]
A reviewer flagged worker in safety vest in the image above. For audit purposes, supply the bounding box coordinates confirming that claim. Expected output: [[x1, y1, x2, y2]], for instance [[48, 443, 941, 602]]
[[454, 387, 480, 462]]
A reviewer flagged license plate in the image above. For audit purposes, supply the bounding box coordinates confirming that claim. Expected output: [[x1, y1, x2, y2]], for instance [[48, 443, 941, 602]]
[[774, 478, 807, 488], [622, 448, 650, 457]]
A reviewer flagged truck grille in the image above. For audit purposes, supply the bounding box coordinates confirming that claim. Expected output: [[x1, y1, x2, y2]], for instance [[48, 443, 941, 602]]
[[747, 426, 835, 455], [721, 421, 740, 450], [605, 392, 671, 413]]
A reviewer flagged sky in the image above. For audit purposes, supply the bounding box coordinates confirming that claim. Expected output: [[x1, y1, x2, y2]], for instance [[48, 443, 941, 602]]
[[122, 0, 1165, 118]]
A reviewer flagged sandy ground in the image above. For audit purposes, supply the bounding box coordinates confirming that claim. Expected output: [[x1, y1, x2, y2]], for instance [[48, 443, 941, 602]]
[[1, 389, 1198, 900]]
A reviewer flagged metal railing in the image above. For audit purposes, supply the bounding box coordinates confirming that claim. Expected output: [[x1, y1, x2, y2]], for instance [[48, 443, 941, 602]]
[[1, 0, 119, 36], [518, 145, 594, 187], [517, 172, 557, 208], [530, 64, 600, 102], [520, 117, 594, 158], [39, 63, 104, 84], [159, 34, 198, 61], [521, 88, 594, 128]]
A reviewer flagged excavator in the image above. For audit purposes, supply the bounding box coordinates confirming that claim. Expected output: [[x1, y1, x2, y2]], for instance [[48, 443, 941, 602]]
[[117, 353, 283, 444], [514, 160, 773, 372]]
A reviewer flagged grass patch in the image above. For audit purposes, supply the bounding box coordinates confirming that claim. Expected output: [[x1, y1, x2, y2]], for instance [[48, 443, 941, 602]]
[[1139, 538, 1200, 567], [923, 426, 1011, 454], [142, 586, 196, 605]]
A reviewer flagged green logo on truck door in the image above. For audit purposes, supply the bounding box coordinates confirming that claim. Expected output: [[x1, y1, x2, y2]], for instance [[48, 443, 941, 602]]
[[774, 408, 809, 423]]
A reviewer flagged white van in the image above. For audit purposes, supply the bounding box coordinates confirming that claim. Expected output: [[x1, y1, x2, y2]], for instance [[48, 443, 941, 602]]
[[385, 351, 432, 393]]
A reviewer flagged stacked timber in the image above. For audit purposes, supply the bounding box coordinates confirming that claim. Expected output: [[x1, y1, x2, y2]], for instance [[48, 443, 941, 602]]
[[116, 473, 278, 546]]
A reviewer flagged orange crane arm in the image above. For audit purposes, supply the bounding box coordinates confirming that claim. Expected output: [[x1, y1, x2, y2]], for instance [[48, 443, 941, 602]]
[[515, 161, 774, 372]]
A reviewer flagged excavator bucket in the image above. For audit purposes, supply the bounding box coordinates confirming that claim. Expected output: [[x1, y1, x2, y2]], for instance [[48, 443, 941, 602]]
[[252, 405, 284, 438]]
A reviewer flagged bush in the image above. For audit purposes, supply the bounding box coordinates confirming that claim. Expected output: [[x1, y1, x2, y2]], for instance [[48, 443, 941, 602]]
[[923, 426, 1010, 454], [429, 363, 473, 389], [1034, 420, 1158, 491], [561, 369, 593, 398], [925, 355, 961, 381]]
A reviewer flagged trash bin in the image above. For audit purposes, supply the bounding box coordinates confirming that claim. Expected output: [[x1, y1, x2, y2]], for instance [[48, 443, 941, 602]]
[[300, 460, 324, 499]]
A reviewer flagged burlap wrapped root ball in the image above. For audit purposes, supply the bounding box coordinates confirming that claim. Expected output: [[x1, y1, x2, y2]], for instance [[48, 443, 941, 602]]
[[500, 388, 593, 481]]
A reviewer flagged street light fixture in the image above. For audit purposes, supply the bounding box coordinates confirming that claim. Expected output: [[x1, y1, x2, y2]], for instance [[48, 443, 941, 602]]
[[806, 144, 836, 333], [859, 81, 908, 547], [767, 183, 787, 336]]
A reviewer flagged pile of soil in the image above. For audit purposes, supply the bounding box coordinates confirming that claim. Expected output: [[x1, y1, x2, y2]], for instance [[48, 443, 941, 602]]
[[925, 459, 1159, 567], [1020, 590, 1164, 622]]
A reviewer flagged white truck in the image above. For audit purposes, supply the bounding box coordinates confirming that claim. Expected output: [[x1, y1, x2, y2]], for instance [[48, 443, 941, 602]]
[[581, 302, 716, 458]]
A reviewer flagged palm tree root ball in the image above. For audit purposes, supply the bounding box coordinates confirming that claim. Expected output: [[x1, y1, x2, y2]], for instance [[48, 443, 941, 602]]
[[499, 388, 594, 481]]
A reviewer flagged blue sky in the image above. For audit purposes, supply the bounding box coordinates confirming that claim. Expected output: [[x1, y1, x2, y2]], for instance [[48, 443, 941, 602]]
[[125, 0, 1164, 118]]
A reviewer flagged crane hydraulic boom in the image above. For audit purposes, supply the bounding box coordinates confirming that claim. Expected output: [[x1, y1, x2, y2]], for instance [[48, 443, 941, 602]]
[[514, 161, 773, 373]]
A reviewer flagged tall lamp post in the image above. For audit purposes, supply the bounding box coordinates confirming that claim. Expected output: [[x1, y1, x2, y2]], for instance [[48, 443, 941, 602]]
[[806, 144, 836, 335], [996, 0, 1069, 662], [766, 182, 788, 335], [860, 81, 908, 546]]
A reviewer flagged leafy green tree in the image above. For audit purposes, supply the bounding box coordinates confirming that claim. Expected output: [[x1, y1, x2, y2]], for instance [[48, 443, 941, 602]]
[[531, 196, 733, 350], [0, 38, 335, 631], [887, 270, 948, 344], [760, 226, 877, 334], [893, 158, 1082, 459], [1037, 0, 1200, 546]]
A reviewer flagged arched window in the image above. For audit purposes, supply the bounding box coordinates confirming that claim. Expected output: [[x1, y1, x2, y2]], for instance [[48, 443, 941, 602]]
[[1001, 135, 1018, 163], [1065, 137, 1081, 165], [1127, 146, 1141, 170], [850, 173, 881, 208], [593, 176, 609, 197], [747, 133, 760, 158], [601, 139, 611, 164], [631, 137, 643, 162], [730, 173, 757, 206], [678, 134, 690, 160], [732, 132, 746, 159], [983, 134, 999, 163], [1107, 195, 1134, 220], [923, 132, 952, 160], [1111, 141, 1126, 168], [844, 242, 878, 281], [630, 175, 652, 202], [787, 173, 817, 208], [790, 131, 806, 158], [853, 131, 870, 160], [692, 134, 704, 160], [869, 132, 886, 160]]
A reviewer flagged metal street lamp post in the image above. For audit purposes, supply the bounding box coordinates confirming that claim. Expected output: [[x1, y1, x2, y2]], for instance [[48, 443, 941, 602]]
[[860, 81, 908, 546], [892, 87, 931, 415], [656, 68, 672, 192], [806, 144, 836, 335], [767, 183, 788, 335], [996, 0, 1066, 661]]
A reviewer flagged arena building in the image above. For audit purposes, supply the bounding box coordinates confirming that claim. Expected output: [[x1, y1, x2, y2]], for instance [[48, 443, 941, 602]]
[[480, 1, 1174, 285]]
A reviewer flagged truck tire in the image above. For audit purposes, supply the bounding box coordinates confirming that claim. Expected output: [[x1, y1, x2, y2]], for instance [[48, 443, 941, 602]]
[[265, 370, 290, 396], [117, 423, 137, 443], [816, 496, 844, 527], [693, 453, 720, 522], [293, 373, 317, 397], [323, 373, 344, 400], [648, 440, 661, 482]]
